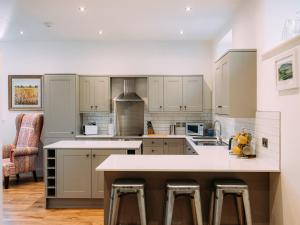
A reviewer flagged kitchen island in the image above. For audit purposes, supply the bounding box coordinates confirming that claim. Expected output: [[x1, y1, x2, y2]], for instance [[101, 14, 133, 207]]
[[96, 143, 280, 225], [43, 140, 142, 208]]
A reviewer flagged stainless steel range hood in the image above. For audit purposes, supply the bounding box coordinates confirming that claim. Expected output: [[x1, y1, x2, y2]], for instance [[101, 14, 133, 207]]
[[114, 79, 144, 136], [114, 79, 143, 102]]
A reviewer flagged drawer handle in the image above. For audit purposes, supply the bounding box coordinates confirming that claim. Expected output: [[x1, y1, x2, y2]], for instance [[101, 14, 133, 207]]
[[152, 141, 154, 144], [164, 142, 167, 145], [92, 154, 96, 158], [184, 106, 187, 110], [91, 106, 94, 109], [95, 106, 98, 109], [180, 106, 182, 110], [152, 149, 154, 152], [86, 154, 90, 158], [160, 106, 162, 109]]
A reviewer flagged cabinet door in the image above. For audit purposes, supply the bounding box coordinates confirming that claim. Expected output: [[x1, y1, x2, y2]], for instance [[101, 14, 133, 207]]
[[94, 77, 110, 112], [80, 77, 95, 112], [57, 149, 91, 198], [91, 150, 126, 198], [44, 75, 76, 138], [182, 76, 203, 112], [148, 77, 164, 112], [143, 146, 164, 155], [221, 60, 230, 115], [214, 65, 222, 114], [163, 77, 183, 112], [164, 139, 184, 155]]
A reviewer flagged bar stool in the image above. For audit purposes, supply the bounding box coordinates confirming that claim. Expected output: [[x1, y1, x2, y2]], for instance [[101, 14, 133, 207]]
[[108, 178, 147, 225], [209, 179, 252, 225], [164, 180, 203, 225]]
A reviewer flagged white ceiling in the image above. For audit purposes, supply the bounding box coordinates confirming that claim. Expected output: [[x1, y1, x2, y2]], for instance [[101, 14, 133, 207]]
[[0, 0, 242, 41]]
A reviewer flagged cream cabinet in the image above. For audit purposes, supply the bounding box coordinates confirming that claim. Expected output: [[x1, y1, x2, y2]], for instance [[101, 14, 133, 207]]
[[143, 138, 184, 155], [80, 76, 110, 112], [214, 50, 257, 117], [91, 149, 126, 198], [148, 77, 164, 112], [56, 149, 126, 199], [57, 149, 91, 198], [161, 76, 203, 112], [182, 76, 203, 112], [44, 75, 76, 139], [163, 77, 183, 112]]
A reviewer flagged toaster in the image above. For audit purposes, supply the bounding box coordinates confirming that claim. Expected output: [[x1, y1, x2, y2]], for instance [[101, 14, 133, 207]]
[[83, 124, 98, 135]]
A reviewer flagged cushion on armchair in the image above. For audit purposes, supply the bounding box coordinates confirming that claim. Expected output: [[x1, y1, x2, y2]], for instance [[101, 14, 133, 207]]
[[12, 147, 39, 158]]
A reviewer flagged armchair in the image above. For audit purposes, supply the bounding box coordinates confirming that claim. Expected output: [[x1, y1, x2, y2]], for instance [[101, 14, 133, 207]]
[[2, 113, 43, 189]]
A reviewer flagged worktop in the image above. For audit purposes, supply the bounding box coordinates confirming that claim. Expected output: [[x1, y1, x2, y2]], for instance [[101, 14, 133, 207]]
[[75, 134, 187, 139], [43, 140, 142, 150]]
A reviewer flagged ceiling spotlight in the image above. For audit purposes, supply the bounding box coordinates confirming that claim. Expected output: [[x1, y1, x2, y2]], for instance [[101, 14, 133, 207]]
[[186, 6, 191, 12], [19, 30, 24, 35], [98, 30, 103, 35], [79, 6, 86, 12], [180, 30, 184, 35]]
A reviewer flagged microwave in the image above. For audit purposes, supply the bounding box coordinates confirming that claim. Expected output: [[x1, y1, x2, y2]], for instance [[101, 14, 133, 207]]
[[186, 122, 204, 136]]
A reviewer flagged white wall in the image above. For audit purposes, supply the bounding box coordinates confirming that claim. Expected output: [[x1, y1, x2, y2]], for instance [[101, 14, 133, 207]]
[[214, 0, 300, 224], [0, 40, 213, 143]]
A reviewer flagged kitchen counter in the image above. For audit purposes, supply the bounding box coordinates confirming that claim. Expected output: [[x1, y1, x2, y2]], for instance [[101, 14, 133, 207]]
[[44, 140, 142, 150], [75, 134, 187, 139]]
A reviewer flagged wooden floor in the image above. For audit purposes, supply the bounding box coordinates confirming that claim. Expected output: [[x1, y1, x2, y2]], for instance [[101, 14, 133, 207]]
[[3, 177, 104, 225]]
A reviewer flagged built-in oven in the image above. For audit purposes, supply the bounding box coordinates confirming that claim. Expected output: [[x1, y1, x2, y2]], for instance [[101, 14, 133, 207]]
[[186, 122, 204, 136]]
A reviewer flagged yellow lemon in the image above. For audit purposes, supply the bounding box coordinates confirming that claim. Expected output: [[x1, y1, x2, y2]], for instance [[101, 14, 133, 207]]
[[232, 145, 242, 155], [238, 135, 248, 145]]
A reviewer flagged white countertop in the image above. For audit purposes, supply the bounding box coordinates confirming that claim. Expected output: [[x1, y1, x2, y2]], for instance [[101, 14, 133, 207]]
[[44, 140, 142, 150], [96, 152, 279, 172], [96, 138, 280, 172]]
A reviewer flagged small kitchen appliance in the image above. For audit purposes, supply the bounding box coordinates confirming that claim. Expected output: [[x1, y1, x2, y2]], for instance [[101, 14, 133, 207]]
[[83, 123, 98, 135], [186, 122, 204, 136]]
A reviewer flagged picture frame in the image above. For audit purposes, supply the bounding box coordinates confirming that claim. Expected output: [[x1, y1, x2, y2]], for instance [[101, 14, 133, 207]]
[[275, 49, 298, 91], [8, 75, 43, 111]]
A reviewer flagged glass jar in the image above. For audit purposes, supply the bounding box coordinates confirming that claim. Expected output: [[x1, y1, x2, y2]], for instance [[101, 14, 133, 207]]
[[282, 11, 300, 41]]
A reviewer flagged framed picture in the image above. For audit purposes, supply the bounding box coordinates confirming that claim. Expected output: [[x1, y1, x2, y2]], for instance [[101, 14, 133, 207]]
[[275, 49, 298, 91], [8, 75, 43, 111]]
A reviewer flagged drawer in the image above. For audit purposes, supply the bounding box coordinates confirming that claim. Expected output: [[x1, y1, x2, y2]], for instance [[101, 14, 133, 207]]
[[143, 147, 164, 155], [143, 139, 164, 147]]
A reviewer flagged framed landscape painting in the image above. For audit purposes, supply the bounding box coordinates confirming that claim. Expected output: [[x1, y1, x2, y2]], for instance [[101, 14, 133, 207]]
[[8, 75, 43, 111], [275, 49, 298, 91]]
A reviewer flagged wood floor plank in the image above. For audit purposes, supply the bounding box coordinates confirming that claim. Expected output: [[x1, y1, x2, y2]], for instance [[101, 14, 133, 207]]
[[3, 178, 104, 225]]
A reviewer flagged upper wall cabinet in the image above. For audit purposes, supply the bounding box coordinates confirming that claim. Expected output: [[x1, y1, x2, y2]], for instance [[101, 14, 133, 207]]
[[79, 76, 110, 112], [163, 77, 183, 112], [182, 76, 203, 112], [148, 75, 203, 113], [148, 76, 164, 112], [214, 50, 257, 117], [44, 75, 77, 138]]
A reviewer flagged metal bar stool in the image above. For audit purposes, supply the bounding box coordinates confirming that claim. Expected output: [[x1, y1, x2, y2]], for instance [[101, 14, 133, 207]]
[[209, 179, 252, 225], [164, 180, 203, 225], [108, 178, 147, 225]]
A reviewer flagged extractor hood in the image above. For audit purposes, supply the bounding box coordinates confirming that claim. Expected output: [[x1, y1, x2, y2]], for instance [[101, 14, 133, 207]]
[[114, 79, 144, 102]]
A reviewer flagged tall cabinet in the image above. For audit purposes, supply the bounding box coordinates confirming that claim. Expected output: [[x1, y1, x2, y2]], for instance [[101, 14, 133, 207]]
[[214, 50, 257, 117], [44, 74, 78, 144]]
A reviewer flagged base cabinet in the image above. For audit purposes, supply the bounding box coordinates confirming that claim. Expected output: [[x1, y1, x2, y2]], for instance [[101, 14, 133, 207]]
[[143, 139, 184, 155], [57, 150, 91, 198], [56, 149, 126, 199], [91, 150, 126, 198]]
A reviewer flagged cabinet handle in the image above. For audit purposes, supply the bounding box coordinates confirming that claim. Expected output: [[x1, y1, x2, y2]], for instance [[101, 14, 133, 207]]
[[152, 149, 155, 152], [92, 154, 96, 158], [70, 131, 74, 134], [160, 106, 162, 109], [217, 106, 222, 108], [90, 106, 94, 109], [184, 106, 187, 110], [152, 141, 154, 144], [180, 106, 182, 110], [95, 106, 98, 109], [164, 142, 167, 145], [86, 154, 90, 158]]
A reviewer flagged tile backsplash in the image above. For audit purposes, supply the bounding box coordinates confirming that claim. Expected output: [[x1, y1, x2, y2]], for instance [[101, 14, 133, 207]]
[[82, 109, 212, 135], [214, 111, 280, 161]]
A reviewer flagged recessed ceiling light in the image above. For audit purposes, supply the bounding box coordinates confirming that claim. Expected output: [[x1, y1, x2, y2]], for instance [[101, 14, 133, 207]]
[[19, 30, 24, 35], [185, 6, 191, 12], [79, 6, 86, 12], [98, 30, 103, 35], [180, 30, 184, 35]]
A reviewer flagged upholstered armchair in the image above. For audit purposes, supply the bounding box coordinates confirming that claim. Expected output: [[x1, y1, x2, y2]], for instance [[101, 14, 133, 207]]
[[2, 113, 43, 189]]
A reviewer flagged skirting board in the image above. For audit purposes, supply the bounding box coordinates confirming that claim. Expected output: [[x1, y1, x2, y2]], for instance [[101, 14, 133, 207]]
[[46, 198, 104, 209]]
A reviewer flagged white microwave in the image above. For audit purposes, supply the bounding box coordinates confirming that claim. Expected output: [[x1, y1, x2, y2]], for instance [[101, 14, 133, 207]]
[[186, 122, 204, 136]]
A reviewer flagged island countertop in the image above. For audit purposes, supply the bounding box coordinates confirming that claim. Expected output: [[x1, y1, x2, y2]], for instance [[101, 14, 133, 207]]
[[96, 148, 280, 172], [43, 140, 142, 150]]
